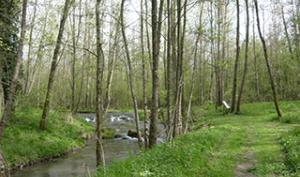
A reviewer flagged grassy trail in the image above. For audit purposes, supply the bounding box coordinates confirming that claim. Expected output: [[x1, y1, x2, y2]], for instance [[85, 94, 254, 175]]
[[96, 102, 300, 177], [199, 102, 299, 176]]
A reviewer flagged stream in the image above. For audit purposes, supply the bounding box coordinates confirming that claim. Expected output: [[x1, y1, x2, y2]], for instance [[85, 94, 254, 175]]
[[12, 112, 165, 177]]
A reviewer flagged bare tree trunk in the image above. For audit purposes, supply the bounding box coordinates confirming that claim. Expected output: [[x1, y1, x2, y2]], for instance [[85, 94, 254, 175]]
[[281, 5, 294, 59], [120, 0, 142, 144], [186, 37, 199, 132], [176, 0, 187, 135], [172, 0, 186, 138], [236, 0, 249, 113], [168, 0, 177, 140], [208, 0, 214, 103], [71, 0, 83, 113], [27, 9, 49, 95], [84, 3, 91, 109], [145, 0, 152, 70], [166, 0, 172, 140], [104, 8, 120, 113], [0, 0, 28, 175], [24, 0, 37, 95], [71, 6, 76, 113], [95, 0, 105, 167], [221, 1, 229, 101], [230, 0, 240, 113], [40, 0, 72, 130], [252, 5, 260, 99], [140, 0, 149, 149], [149, 0, 164, 148], [254, 0, 282, 118], [186, 2, 203, 133], [215, 1, 223, 107]]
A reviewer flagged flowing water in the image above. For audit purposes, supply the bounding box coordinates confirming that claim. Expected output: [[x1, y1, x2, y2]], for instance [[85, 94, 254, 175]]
[[12, 112, 165, 177]]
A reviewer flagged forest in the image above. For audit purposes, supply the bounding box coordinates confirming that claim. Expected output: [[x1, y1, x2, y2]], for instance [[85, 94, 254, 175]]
[[0, 0, 299, 176]]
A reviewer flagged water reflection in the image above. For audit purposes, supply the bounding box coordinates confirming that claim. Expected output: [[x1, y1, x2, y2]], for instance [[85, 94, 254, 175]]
[[12, 139, 139, 177]]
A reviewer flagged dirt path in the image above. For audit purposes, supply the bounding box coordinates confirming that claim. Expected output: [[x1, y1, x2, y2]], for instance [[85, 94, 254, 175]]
[[234, 152, 256, 177]]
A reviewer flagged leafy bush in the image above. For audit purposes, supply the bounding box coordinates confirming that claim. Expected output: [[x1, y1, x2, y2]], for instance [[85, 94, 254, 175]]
[[102, 128, 116, 139]]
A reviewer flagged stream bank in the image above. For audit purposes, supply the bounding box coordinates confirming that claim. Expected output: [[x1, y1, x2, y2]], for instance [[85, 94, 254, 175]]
[[0, 107, 93, 175], [10, 110, 165, 177]]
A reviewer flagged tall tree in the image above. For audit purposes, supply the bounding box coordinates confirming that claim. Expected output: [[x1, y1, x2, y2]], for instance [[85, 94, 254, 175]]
[[186, 1, 204, 132], [236, 0, 250, 113], [120, 0, 142, 143], [39, 0, 73, 130], [24, 0, 37, 95], [95, 0, 105, 167], [140, 0, 149, 148], [230, 0, 240, 113], [173, 0, 187, 137], [166, 0, 172, 139], [215, 0, 223, 107], [71, 0, 83, 114], [254, 0, 282, 118], [281, 5, 294, 60], [103, 3, 120, 113], [252, 4, 260, 99], [208, 0, 214, 103], [149, 0, 164, 148]]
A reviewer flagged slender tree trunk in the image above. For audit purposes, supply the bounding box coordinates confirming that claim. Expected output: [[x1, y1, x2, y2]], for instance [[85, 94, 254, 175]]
[[40, 0, 72, 130], [0, 0, 28, 175], [173, 0, 186, 138], [84, 4, 91, 109], [186, 36, 200, 133], [252, 5, 260, 99], [254, 0, 282, 118], [71, 7, 76, 114], [177, 0, 187, 135], [140, 0, 149, 148], [104, 9, 120, 113], [230, 0, 240, 113], [168, 0, 177, 140], [221, 1, 229, 101], [186, 2, 203, 133], [145, 0, 152, 70], [71, 0, 83, 113], [236, 0, 249, 113], [173, 0, 181, 138], [24, 0, 37, 95], [120, 0, 142, 144], [166, 0, 172, 140], [215, 1, 223, 107], [95, 0, 105, 167], [27, 9, 49, 95], [281, 5, 294, 59], [149, 0, 164, 148], [208, 0, 214, 103]]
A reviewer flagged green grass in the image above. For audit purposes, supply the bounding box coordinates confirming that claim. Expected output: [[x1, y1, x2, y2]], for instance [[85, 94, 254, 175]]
[[96, 101, 300, 177], [281, 128, 300, 176], [97, 127, 236, 177], [1, 107, 94, 168]]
